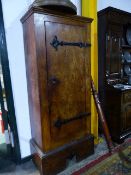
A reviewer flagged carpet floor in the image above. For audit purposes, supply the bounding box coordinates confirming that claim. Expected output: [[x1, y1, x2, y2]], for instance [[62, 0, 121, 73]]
[[0, 136, 130, 175], [73, 140, 131, 175]]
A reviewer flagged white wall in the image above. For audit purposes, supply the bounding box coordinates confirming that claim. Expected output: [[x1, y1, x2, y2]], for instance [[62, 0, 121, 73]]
[[71, 0, 81, 15], [2, 0, 32, 158], [1, 0, 81, 158], [98, 0, 131, 12]]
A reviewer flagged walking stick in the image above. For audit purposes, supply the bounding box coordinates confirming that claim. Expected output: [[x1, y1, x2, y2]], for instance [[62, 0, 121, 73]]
[[91, 77, 114, 153]]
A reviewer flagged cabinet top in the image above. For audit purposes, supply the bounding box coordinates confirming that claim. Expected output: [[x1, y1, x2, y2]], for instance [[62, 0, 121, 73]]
[[98, 6, 131, 17], [21, 6, 93, 24]]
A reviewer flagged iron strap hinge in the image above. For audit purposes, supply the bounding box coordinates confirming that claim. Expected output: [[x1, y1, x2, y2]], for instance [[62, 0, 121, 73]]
[[54, 112, 90, 128], [50, 36, 91, 50]]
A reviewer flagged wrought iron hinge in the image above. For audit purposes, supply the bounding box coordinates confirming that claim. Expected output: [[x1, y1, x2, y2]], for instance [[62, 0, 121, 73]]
[[50, 36, 91, 51], [54, 112, 90, 128]]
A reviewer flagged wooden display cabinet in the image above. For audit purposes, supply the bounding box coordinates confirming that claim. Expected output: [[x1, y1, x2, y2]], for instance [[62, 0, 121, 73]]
[[98, 7, 131, 143]]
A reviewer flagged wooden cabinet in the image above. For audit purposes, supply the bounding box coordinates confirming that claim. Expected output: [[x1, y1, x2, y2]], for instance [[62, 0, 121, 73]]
[[122, 91, 131, 131], [21, 7, 94, 175], [105, 87, 131, 142], [98, 7, 131, 143]]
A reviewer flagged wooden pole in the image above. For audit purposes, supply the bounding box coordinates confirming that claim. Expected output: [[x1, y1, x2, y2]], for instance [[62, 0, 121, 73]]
[[91, 77, 114, 152]]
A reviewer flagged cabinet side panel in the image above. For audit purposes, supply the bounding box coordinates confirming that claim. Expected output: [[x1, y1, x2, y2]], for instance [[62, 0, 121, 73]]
[[85, 23, 91, 134], [34, 14, 51, 151], [98, 14, 107, 110], [23, 15, 42, 149]]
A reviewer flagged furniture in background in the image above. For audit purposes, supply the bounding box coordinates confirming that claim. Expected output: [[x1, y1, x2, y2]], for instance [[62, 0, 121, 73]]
[[98, 7, 131, 143], [21, 5, 94, 175]]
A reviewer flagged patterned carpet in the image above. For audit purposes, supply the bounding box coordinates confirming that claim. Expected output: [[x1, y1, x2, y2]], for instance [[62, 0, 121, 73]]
[[73, 140, 131, 175]]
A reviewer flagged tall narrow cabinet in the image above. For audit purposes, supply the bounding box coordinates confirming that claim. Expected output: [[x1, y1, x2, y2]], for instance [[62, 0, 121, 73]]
[[21, 6, 94, 175]]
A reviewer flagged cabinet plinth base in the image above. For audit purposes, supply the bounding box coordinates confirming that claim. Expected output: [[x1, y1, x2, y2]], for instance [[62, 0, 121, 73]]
[[112, 130, 131, 144], [30, 135, 94, 175]]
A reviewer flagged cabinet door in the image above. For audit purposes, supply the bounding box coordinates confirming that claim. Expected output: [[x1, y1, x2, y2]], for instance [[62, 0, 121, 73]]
[[106, 25, 122, 77], [122, 92, 131, 131], [45, 21, 91, 144], [123, 104, 131, 131]]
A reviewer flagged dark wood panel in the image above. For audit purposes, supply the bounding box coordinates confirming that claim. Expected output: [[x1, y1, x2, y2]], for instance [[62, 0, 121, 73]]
[[125, 105, 131, 130], [123, 91, 131, 103], [98, 7, 131, 143]]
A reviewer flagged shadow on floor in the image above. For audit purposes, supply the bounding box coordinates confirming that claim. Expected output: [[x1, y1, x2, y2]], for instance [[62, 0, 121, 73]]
[[0, 143, 39, 174], [0, 143, 15, 173], [0, 160, 39, 175]]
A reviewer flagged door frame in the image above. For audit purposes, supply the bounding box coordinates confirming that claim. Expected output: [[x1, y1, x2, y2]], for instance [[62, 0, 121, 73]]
[[0, 0, 21, 163]]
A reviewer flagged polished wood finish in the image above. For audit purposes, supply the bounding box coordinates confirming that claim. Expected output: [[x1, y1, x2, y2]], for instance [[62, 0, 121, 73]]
[[21, 6, 94, 175], [31, 135, 94, 175], [98, 7, 131, 143], [105, 87, 131, 142]]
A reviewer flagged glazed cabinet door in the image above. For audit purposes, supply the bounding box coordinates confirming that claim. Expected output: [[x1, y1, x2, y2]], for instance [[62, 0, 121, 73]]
[[106, 25, 122, 77], [45, 21, 91, 147]]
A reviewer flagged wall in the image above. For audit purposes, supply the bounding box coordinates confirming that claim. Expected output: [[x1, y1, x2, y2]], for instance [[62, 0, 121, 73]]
[[1, 0, 81, 158], [1, 0, 32, 158], [98, 0, 131, 12]]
